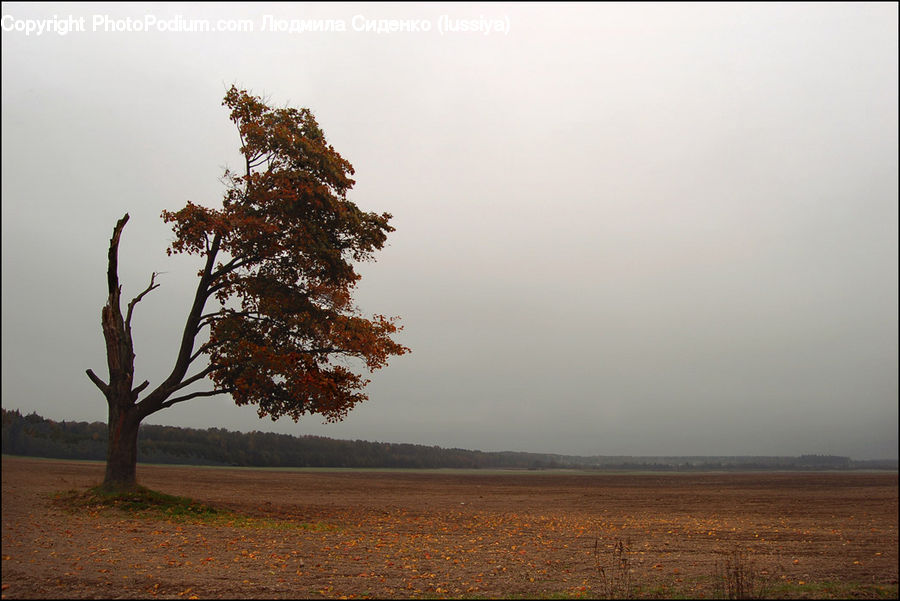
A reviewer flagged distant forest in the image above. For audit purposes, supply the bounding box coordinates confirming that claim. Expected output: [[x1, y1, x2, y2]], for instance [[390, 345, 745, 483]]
[[2, 409, 896, 471]]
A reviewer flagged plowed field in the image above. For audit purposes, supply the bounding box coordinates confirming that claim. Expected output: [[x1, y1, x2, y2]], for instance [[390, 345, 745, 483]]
[[2, 456, 897, 598]]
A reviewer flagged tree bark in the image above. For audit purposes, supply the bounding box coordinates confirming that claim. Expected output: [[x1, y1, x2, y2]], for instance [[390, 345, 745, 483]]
[[103, 404, 141, 489]]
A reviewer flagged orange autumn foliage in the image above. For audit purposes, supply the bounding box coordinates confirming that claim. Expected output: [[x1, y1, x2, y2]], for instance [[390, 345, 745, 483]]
[[160, 86, 409, 422]]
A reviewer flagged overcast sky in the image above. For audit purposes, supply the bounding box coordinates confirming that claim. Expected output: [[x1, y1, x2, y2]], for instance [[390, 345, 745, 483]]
[[2, 2, 897, 459]]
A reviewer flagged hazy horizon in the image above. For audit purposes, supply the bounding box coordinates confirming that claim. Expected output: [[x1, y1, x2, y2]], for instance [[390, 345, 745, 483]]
[[2, 3, 897, 461]]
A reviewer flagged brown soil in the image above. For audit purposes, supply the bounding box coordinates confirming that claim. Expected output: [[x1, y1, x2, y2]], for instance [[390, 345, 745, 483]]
[[2, 456, 897, 599]]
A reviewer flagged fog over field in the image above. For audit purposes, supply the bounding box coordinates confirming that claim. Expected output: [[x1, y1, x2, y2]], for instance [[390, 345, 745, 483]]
[[2, 3, 897, 459]]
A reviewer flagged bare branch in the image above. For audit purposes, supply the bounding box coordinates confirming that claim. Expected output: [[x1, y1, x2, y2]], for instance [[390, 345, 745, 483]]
[[160, 388, 232, 409], [107, 214, 129, 297], [132, 380, 150, 396], [155, 233, 221, 395], [195, 318, 217, 337], [189, 340, 218, 364], [125, 272, 160, 331], [237, 128, 247, 157], [85, 369, 109, 395], [247, 154, 268, 169], [204, 280, 230, 299], [210, 255, 256, 280], [200, 309, 257, 322], [171, 364, 222, 392]]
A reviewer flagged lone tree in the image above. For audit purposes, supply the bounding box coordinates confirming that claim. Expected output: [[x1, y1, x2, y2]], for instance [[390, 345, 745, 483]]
[[87, 86, 409, 490]]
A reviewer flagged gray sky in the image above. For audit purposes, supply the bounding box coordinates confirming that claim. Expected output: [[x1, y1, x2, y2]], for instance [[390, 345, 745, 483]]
[[2, 2, 897, 460]]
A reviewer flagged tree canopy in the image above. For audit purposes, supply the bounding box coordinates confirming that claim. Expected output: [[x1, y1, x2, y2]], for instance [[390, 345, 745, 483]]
[[159, 86, 408, 422]]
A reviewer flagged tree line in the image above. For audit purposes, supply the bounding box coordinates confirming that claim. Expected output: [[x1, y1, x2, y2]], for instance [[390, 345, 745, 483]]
[[1, 409, 551, 469], [2, 409, 896, 471]]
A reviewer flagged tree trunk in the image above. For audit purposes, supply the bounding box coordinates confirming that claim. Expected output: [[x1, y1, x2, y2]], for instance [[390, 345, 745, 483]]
[[87, 214, 151, 491], [103, 404, 141, 490], [88, 214, 214, 490]]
